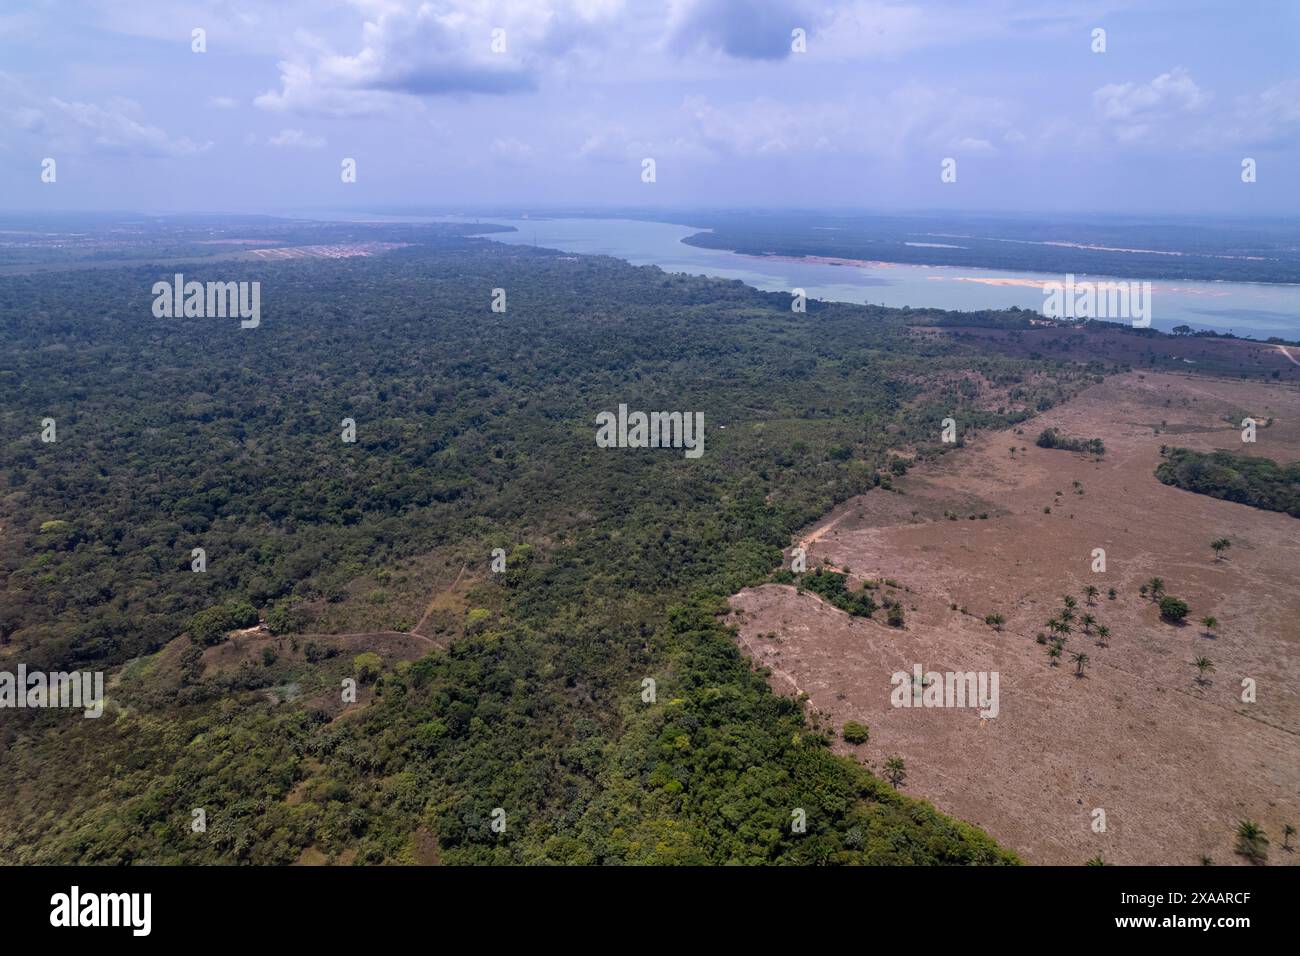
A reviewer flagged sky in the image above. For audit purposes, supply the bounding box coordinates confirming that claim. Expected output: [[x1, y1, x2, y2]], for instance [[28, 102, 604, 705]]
[[0, 0, 1297, 215]]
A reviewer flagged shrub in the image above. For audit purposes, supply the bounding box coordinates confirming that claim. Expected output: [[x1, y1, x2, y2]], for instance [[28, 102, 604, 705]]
[[187, 605, 234, 646], [842, 721, 870, 744], [353, 652, 382, 684], [1159, 596, 1189, 622]]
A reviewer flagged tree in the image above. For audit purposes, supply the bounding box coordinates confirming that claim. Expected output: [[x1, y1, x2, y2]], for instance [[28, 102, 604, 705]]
[[353, 652, 382, 684], [887, 604, 905, 628], [1085, 855, 1108, 866], [883, 755, 907, 789], [1159, 596, 1189, 623], [1284, 824, 1295, 852], [1071, 651, 1090, 676], [1210, 538, 1231, 561], [1081, 612, 1096, 634], [842, 721, 869, 744], [1063, 595, 1078, 611], [1082, 585, 1099, 605], [1147, 577, 1165, 601], [1193, 656, 1214, 684], [1047, 643, 1062, 666], [187, 605, 234, 646], [1200, 616, 1218, 638], [1235, 821, 1269, 864], [1095, 624, 1110, 646], [985, 613, 1005, 631]]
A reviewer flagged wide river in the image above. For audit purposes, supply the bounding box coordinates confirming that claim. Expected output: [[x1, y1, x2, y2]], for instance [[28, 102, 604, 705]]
[[361, 215, 1300, 340]]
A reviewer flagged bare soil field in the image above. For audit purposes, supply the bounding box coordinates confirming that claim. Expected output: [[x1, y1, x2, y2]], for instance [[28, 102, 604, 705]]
[[729, 371, 1300, 865]]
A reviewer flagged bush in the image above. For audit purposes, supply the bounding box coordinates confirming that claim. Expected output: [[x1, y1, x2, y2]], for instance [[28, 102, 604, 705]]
[[353, 652, 382, 684], [887, 604, 905, 628], [225, 600, 260, 630], [266, 599, 302, 636], [187, 605, 234, 646], [842, 721, 870, 744], [1159, 596, 1189, 622]]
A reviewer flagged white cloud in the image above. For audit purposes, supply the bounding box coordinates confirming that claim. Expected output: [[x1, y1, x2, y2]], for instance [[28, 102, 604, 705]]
[[208, 95, 238, 109], [268, 127, 327, 148], [255, 0, 623, 116], [48, 97, 212, 157]]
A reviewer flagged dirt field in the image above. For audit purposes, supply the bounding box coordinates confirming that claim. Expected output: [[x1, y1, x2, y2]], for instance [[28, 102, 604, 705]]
[[729, 371, 1300, 865]]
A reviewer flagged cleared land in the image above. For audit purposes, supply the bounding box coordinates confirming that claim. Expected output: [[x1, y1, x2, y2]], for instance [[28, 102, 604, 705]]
[[729, 371, 1300, 865]]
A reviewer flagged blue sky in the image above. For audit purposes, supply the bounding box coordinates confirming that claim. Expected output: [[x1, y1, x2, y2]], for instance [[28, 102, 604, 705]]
[[1, 0, 1297, 214]]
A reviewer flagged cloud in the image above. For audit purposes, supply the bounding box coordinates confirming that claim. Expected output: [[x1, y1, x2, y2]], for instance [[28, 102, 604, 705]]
[[268, 127, 327, 148], [47, 97, 212, 157], [674, 87, 1015, 161], [0, 73, 210, 158], [208, 96, 238, 109], [255, 0, 620, 116], [1093, 67, 1207, 143], [1219, 78, 1300, 149], [665, 0, 808, 60]]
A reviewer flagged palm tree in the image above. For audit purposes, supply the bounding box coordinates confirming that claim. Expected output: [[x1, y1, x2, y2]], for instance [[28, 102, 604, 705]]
[[1235, 821, 1269, 864], [1200, 616, 1218, 638], [1147, 577, 1165, 601], [1063, 595, 1078, 611], [1083, 585, 1099, 605], [1193, 656, 1214, 684], [1211, 538, 1231, 561], [883, 755, 907, 789], [1047, 643, 1062, 667], [1085, 855, 1107, 866], [1283, 824, 1295, 852], [1081, 612, 1096, 634], [1095, 624, 1110, 647], [1139, 583, 1149, 599], [1070, 651, 1090, 676]]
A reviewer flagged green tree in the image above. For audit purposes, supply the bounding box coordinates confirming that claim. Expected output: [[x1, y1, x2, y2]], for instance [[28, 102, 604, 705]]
[[1159, 596, 1189, 623], [1192, 656, 1214, 684], [1070, 651, 1090, 676], [883, 755, 907, 789], [353, 652, 382, 684], [842, 721, 869, 745], [187, 605, 234, 646], [1235, 821, 1269, 864]]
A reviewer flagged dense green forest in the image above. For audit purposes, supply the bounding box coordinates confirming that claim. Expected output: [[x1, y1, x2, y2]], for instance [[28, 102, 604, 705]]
[[1156, 447, 1300, 517], [0, 225, 1101, 863]]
